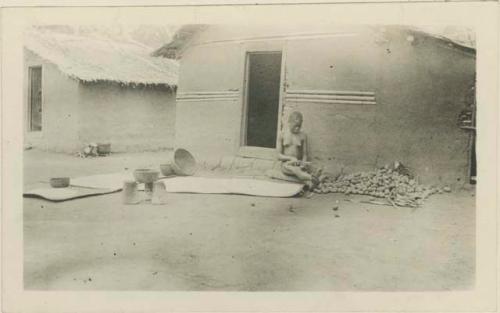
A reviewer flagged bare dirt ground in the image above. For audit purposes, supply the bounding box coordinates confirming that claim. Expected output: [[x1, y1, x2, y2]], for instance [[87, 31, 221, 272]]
[[23, 149, 475, 291]]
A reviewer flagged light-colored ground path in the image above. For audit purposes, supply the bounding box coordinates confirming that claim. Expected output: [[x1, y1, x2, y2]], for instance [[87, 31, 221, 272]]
[[24, 149, 475, 291]]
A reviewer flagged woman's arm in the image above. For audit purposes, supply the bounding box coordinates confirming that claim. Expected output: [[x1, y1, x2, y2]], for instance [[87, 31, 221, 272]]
[[279, 154, 297, 162], [301, 134, 308, 162]]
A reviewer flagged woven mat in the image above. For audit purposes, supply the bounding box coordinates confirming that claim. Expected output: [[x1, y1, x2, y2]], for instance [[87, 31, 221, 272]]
[[24, 171, 304, 202], [160, 176, 303, 197]]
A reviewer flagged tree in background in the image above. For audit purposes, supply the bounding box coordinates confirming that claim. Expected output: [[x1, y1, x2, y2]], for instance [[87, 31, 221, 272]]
[[32, 24, 180, 51]]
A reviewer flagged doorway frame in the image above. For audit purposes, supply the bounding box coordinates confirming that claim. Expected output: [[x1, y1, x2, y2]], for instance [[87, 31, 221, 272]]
[[239, 46, 286, 159], [27, 65, 43, 133]]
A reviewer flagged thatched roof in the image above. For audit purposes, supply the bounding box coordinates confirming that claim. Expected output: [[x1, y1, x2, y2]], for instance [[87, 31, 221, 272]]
[[25, 30, 179, 86]]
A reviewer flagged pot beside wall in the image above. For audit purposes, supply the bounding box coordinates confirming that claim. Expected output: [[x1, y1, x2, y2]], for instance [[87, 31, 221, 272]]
[[97, 143, 111, 155], [160, 163, 175, 176]]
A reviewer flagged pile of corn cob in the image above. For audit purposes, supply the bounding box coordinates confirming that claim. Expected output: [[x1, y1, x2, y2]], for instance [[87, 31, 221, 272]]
[[313, 162, 449, 208]]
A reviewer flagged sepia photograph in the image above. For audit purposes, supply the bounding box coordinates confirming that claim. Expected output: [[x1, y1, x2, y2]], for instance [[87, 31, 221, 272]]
[[22, 22, 477, 291], [1, 2, 498, 312]]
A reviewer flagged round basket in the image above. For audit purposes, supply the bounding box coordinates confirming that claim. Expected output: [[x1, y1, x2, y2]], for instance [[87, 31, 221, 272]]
[[171, 148, 197, 176]]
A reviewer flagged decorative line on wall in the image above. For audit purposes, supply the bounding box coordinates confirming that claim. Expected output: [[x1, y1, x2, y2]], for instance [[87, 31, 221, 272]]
[[285, 90, 376, 105], [177, 91, 240, 102]]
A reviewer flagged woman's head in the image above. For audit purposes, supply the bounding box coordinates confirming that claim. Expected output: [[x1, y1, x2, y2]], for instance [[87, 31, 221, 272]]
[[287, 111, 303, 134]]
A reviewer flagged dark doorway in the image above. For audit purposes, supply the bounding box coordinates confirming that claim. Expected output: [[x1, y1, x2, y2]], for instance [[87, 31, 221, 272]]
[[245, 52, 282, 148], [29, 66, 42, 131]]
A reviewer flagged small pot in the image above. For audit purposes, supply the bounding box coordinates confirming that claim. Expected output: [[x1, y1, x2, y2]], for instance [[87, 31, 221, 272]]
[[133, 169, 160, 184], [50, 177, 70, 188], [122, 180, 141, 205], [160, 163, 174, 176], [151, 181, 167, 205], [97, 143, 111, 155]]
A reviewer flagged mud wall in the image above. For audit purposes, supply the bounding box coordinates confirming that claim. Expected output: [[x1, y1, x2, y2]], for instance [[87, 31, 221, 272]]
[[174, 41, 245, 159], [77, 83, 176, 152], [175, 26, 293, 161], [284, 29, 475, 185], [23, 49, 80, 153], [24, 49, 177, 154], [175, 26, 475, 184]]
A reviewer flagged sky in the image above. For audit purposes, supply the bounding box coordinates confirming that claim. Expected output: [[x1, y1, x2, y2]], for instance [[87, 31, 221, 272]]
[[414, 25, 475, 48], [31, 24, 475, 52]]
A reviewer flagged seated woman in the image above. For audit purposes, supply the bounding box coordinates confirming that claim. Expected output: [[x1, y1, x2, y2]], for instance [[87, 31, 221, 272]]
[[276, 111, 322, 190]]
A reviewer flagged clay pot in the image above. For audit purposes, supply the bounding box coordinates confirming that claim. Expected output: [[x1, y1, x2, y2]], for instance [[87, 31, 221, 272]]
[[160, 164, 175, 176], [151, 181, 167, 205], [50, 177, 70, 188], [97, 143, 111, 155], [122, 180, 141, 204], [133, 169, 160, 184]]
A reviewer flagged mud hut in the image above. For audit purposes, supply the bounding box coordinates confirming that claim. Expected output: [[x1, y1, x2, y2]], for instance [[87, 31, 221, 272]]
[[24, 30, 179, 153], [154, 25, 476, 185]]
